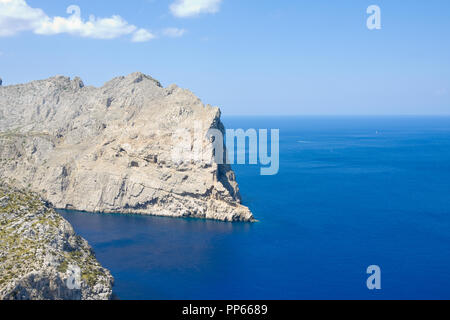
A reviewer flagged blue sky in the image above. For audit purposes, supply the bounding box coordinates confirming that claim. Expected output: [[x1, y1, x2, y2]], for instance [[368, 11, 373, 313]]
[[1, 0, 449, 115]]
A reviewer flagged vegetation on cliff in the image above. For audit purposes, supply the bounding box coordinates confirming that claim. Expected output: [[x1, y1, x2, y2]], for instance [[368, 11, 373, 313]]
[[0, 182, 113, 300]]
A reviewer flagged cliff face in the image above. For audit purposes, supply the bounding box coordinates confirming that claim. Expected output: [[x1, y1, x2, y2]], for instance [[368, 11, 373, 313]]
[[0, 72, 253, 222], [0, 183, 113, 300]]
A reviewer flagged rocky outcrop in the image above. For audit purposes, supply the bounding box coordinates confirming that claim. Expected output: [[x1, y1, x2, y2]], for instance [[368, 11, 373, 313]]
[[0, 183, 113, 300], [0, 72, 253, 222]]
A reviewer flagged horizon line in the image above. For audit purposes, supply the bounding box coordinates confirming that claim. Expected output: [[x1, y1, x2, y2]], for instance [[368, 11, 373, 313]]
[[222, 114, 450, 117]]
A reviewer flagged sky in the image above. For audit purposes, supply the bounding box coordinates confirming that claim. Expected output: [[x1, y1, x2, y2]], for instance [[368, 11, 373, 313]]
[[0, 0, 449, 115]]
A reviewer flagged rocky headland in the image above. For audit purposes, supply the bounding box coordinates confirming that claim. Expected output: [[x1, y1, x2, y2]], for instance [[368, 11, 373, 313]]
[[0, 73, 253, 222]]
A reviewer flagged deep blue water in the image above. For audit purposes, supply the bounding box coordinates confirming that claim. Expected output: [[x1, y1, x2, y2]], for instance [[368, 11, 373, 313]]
[[59, 116, 450, 300]]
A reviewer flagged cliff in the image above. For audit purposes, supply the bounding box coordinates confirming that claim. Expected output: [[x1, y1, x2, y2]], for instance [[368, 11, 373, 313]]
[[0, 183, 113, 300], [0, 73, 253, 222]]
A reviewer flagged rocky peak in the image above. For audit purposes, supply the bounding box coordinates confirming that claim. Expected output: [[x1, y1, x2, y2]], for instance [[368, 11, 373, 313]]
[[72, 77, 85, 90]]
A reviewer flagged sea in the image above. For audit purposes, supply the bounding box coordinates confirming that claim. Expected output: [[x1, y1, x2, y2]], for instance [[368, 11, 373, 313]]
[[59, 116, 450, 300]]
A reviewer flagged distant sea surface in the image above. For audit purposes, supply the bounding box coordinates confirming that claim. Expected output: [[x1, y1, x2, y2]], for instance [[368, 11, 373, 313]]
[[59, 116, 450, 300]]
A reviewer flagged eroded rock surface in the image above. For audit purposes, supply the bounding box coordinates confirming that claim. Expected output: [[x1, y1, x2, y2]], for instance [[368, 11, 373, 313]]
[[0, 183, 113, 300], [0, 72, 253, 222]]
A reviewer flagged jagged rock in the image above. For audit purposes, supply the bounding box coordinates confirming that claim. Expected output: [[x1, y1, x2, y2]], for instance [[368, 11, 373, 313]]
[[0, 72, 254, 222], [0, 183, 114, 300]]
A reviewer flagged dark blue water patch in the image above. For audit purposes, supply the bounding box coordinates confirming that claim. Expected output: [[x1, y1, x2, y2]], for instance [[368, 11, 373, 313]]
[[60, 116, 450, 300]]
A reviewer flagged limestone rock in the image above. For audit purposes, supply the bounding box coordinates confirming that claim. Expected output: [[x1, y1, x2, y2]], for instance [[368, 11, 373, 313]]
[[0, 72, 253, 222], [0, 183, 114, 300]]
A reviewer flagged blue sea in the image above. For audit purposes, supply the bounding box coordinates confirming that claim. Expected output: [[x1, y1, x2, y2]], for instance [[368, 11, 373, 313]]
[[59, 116, 450, 300]]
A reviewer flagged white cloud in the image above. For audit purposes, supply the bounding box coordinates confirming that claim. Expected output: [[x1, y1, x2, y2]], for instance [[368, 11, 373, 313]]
[[162, 27, 186, 38], [170, 0, 222, 18], [0, 0, 154, 42], [35, 5, 137, 39], [132, 28, 156, 42], [0, 0, 46, 36]]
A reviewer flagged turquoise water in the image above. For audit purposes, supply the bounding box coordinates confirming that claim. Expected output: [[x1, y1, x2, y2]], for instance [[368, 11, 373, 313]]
[[59, 116, 450, 300]]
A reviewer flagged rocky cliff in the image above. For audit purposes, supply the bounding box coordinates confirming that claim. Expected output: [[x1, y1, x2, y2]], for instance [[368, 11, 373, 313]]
[[0, 183, 113, 300], [0, 73, 253, 222]]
